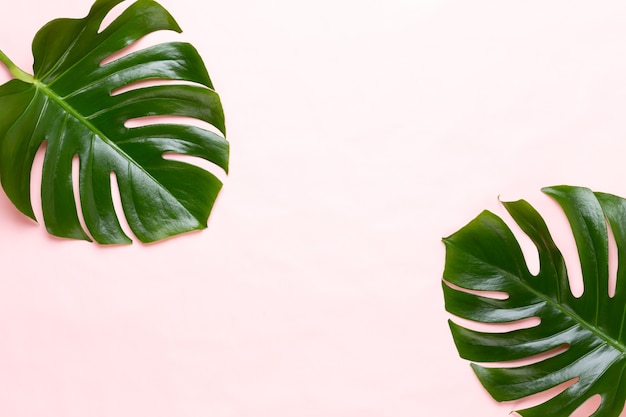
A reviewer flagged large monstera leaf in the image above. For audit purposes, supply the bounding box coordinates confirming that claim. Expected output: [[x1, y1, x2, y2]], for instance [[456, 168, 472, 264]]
[[0, 0, 228, 244], [443, 186, 626, 416]]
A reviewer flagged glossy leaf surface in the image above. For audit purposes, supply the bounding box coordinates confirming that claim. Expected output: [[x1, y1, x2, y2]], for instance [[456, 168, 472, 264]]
[[443, 186, 626, 416], [0, 0, 228, 244]]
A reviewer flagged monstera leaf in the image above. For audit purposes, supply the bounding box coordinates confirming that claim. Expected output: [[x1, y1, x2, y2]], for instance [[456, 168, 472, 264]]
[[443, 186, 626, 416], [0, 0, 228, 244]]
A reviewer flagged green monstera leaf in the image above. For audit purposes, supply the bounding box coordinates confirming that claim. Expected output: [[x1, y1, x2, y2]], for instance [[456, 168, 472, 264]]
[[0, 0, 228, 244], [443, 186, 626, 416]]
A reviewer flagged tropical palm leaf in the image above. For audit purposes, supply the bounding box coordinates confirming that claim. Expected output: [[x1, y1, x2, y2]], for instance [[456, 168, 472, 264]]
[[0, 0, 228, 244], [443, 185, 626, 416]]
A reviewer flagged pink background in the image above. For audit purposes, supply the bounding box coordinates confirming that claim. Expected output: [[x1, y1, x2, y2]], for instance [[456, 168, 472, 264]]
[[1, 0, 626, 416]]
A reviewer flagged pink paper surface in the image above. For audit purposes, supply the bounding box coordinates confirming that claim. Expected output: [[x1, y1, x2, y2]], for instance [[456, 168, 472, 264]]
[[1, 0, 625, 416]]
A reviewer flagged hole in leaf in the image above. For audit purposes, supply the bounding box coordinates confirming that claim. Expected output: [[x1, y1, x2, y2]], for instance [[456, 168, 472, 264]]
[[29, 140, 47, 225], [100, 31, 182, 67], [97, 1, 130, 34], [162, 153, 227, 184], [109, 170, 136, 243], [546, 201, 584, 298], [72, 154, 94, 242], [608, 220, 618, 298], [444, 280, 509, 300], [124, 115, 224, 137], [520, 239, 540, 277], [508, 217, 540, 276], [449, 314, 540, 334], [110, 79, 210, 96], [570, 394, 601, 417], [475, 343, 569, 369], [506, 378, 579, 414]]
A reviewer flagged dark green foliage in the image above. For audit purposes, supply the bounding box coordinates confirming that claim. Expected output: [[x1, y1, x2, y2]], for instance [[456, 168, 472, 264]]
[[443, 186, 626, 416], [0, 0, 228, 244]]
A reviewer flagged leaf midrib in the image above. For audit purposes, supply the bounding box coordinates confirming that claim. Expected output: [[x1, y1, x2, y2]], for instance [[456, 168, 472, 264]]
[[445, 238, 626, 357], [33, 78, 199, 222]]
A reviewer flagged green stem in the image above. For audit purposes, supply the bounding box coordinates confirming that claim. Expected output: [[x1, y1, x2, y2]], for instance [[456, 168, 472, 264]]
[[0, 49, 34, 83]]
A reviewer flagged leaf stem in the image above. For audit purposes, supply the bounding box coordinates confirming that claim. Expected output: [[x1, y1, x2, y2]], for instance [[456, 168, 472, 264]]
[[0, 49, 34, 83]]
